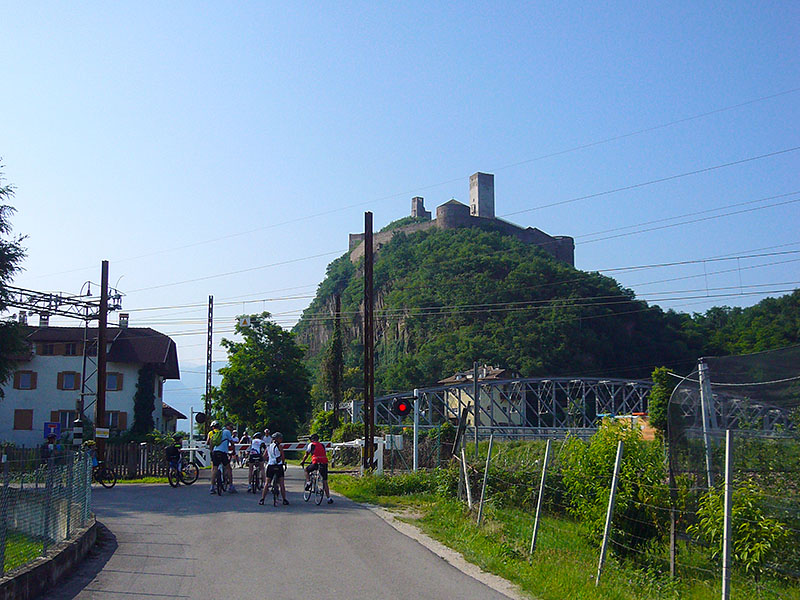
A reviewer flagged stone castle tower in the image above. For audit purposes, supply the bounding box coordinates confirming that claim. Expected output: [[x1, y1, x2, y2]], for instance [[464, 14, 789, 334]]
[[348, 171, 574, 266], [469, 172, 495, 218]]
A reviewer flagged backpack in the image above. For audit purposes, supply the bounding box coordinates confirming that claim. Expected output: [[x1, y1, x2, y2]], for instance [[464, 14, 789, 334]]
[[209, 429, 224, 448]]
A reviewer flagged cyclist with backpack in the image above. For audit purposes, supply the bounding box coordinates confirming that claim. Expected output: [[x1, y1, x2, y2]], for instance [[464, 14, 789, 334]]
[[209, 422, 238, 494], [259, 431, 288, 505], [301, 433, 333, 504]]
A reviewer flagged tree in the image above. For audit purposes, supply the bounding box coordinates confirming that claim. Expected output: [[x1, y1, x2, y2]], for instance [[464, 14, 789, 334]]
[[216, 312, 310, 440], [0, 163, 27, 397], [131, 364, 156, 434], [648, 366, 676, 434]]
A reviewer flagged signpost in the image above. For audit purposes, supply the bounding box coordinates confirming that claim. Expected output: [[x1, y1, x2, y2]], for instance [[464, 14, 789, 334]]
[[43, 422, 61, 439]]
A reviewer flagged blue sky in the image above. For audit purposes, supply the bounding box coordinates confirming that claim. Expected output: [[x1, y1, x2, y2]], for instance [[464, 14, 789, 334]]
[[2, 2, 798, 426]]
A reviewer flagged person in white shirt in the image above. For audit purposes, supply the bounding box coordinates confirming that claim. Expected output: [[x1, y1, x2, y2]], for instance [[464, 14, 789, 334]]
[[247, 433, 267, 492], [259, 432, 288, 505]]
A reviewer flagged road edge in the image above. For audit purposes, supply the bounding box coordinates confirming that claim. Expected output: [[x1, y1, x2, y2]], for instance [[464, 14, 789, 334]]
[[360, 503, 529, 600]]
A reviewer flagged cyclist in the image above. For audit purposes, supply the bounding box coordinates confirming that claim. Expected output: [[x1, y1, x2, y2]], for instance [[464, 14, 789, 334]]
[[259, 431, 288, 505], [246, 432, 267, 492], [230, 430, 241, 468], [301, 433, 333, 504], [165, 434, 182, 481], [210, 422, 238, 494]]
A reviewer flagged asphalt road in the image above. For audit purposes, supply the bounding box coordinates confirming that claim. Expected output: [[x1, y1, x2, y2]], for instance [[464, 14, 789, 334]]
[[43, 465, 512, 600]]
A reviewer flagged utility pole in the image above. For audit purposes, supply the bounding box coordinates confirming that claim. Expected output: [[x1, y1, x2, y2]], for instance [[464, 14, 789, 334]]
[[95, 261, 109, 459], [205, 295, 213, 434], [363, 212, 375, 471], [332, 293, 342, 426]]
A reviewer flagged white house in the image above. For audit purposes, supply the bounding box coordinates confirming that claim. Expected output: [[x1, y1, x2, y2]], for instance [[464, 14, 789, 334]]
[[1, 323, 180, 447]]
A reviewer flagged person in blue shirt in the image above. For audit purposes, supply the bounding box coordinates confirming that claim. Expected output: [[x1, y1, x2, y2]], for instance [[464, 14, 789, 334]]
[[210, 422, 238, 494]]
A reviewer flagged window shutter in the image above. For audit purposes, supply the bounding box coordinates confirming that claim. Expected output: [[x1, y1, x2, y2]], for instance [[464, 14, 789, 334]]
[[31, 372, 38, 389], [57, 372, 64, 390], [13, 372, 20, 389], [51, 410, 59, 422], [118, 412, 127, 430], [117, 373, 123, 390]]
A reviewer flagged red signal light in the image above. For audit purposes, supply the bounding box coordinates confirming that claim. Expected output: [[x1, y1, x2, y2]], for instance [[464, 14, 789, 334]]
[[392, 397, 413, 417]]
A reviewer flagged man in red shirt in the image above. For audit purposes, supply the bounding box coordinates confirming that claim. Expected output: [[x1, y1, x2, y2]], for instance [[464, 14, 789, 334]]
[[300, 433, 333, 504]]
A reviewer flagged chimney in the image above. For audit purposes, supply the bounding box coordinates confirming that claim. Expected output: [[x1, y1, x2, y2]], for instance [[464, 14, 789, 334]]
[[119, 313, 129, 328], [18, 311, 27, 325], [39, 314, 50, 327]]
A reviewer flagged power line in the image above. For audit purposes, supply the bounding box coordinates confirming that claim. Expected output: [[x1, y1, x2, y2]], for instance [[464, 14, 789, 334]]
[[24, 89, 800, 281], [501, 146, 800, 218]]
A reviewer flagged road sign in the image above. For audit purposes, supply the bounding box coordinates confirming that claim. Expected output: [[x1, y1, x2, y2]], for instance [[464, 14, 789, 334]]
[[96, 427, 110, 439], [43, 421, 61, 439]]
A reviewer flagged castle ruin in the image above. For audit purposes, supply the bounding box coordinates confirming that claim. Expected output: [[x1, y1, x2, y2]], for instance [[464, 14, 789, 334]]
[[348, 172, 574, 266]]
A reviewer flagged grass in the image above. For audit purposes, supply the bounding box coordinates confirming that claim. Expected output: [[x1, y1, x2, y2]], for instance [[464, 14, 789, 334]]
[[115, 476, 169, 484], [3, 531, 43, 573], [329, 473, 800, 600]]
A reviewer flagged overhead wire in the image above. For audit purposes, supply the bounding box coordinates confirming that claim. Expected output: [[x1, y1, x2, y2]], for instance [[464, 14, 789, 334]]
[[26, 87, 800, 281]]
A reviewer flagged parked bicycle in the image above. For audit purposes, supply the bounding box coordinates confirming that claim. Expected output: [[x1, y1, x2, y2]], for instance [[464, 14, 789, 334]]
[[303, 467, 325, 505], [167, 455, 200, 487]]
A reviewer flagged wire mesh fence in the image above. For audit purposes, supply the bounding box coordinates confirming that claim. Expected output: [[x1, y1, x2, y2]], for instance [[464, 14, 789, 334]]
[[428, 347, 800, 598], [0, 450, 93, 577]]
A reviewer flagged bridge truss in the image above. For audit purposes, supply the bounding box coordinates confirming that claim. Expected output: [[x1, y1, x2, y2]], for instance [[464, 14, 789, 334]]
[[352, 376, 653, 436]]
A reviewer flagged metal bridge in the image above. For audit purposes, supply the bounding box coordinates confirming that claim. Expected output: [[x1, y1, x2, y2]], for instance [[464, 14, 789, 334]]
[[350, 376, 653, 435]]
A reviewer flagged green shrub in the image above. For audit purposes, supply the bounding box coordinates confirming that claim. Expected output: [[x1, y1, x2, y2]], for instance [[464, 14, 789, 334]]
[[332, 422, 363, 443], [561, 419, 669, 554], [688, 479, 789, 578]]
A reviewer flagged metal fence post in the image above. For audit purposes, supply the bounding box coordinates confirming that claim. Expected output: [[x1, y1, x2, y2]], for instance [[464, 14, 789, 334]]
[[530, 438, 551, 556], [42, 457, 55, 555], [477, 434, 494, 525], [461, 447, 473, 509], [722, 430, 733, 600], [596, 440, 624, 586], [0, 457, 10, 577], [65, 454, 74, 539], [698, 360, 715, 489]]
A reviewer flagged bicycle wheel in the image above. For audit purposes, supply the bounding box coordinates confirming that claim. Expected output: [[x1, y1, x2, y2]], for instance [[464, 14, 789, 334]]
[[303, 466, 312, 501], [167, 466, 180, 488], [272, 477, 279, 506], [181, 462, 199, 485], [215, 470, 224, 497], [314, 474, 324, 505], [100, 467, 117, 489]]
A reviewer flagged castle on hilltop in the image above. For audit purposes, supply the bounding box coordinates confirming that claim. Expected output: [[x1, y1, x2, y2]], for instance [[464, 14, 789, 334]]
[[348, 172, 575, 266]]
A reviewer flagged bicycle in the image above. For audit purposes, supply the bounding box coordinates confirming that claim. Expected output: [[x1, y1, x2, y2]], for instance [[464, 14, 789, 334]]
[[303, 468, 324, 505], [167, 455, 200, 487], [213, 464, 229, 497], [249, 459, 264, 493], [268, 464, 287, 506], [92, 461, 117, 489]]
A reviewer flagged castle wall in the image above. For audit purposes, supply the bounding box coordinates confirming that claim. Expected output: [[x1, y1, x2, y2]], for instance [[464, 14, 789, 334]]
[[348, 220, 437, 263]]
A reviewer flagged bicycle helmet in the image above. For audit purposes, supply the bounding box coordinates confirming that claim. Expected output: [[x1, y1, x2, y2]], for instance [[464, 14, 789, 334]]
[[272, 432, 283, 441], [210, 420, 219, 428], [254, 432, 263, 439]]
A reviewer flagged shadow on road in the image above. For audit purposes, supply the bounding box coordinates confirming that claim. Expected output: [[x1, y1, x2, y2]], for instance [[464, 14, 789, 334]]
[[40, 522, 118, 600]]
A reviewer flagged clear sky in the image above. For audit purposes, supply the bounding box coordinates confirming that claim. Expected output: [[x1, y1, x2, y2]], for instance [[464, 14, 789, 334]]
[[2, 2, 798, 427]]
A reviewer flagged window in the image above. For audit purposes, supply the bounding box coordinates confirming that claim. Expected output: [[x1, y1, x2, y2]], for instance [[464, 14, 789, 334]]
[[106, 372, 123, 391], [13, 371, 37, 390], [56, 410, 78, 431], [58, 371, 80, 391], [13, 409, 34, 430], [65, 343, 78, 356], [40, 343, 55, 355], [106, 411, 127, 431]]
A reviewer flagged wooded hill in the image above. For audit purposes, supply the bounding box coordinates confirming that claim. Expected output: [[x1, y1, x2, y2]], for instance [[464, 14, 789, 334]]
[[293, 224, 799, 395]]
